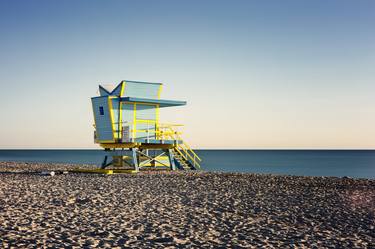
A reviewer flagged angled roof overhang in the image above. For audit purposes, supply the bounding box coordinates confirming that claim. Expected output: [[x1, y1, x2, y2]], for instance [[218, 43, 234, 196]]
[[120, 97, 186, 107]]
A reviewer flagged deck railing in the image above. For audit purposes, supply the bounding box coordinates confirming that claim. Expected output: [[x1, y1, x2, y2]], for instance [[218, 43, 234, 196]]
[[96, 120, 202, 168], [122, 120, 202, 168]]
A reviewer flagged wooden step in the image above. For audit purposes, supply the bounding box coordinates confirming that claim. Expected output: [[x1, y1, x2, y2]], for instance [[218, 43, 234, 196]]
[[174, 158, 191, 169], [176, 159, 188, 164]]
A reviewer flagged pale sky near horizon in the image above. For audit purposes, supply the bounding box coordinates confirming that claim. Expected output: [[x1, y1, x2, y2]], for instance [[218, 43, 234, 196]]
[[0, 0, 374, 149]]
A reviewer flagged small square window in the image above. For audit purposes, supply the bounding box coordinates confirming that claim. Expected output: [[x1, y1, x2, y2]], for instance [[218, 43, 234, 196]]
[[99, 106, 104, 115]]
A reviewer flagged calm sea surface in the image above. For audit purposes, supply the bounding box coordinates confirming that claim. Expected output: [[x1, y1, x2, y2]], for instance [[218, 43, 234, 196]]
[[0, 150, 374, 179]]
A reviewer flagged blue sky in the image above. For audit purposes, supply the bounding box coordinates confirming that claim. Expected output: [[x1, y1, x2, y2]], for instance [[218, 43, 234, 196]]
[[0, 0, 374, 148]]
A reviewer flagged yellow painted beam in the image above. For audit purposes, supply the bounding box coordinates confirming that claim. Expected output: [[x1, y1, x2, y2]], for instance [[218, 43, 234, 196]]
[[138, 144, 175, 149], [100, 143, 137, 149], [70, 168, 114, 175], [157, 84, 162, 99], [120, 81, 126, 96], [108, 96, 117, 140]]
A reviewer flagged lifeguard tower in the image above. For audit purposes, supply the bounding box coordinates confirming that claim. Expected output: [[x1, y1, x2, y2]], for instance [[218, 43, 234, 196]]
[[91, 80, 201, 172]]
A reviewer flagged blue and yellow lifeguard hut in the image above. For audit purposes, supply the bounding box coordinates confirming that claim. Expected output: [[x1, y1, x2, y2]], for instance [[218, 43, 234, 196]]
[[91, 80, 201, 172]]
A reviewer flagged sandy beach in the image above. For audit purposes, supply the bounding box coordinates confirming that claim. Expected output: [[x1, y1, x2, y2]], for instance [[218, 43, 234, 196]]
[[0, 161, 374, 248]]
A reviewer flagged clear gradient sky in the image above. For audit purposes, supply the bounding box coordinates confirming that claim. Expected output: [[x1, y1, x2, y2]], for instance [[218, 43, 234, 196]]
[[0, 0, 374, 149]]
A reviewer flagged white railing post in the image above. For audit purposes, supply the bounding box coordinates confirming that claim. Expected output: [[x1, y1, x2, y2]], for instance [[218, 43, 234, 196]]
[[146, 121, 149, 143]]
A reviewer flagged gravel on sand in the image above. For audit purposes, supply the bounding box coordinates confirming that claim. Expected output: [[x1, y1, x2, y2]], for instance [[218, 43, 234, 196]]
[[0, 162, 374, 248]]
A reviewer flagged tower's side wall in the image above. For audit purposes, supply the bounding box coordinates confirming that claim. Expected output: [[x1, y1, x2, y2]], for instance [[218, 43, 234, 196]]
[[92, 97, 114, 142]]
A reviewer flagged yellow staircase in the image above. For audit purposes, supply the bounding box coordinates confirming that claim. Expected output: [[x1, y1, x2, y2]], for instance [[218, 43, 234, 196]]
[[157, 124, 202, 170], [127, 121, 202, 170]]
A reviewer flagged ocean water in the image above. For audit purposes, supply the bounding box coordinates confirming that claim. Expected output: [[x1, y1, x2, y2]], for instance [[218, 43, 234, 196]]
[[0, 150, 374, 179]]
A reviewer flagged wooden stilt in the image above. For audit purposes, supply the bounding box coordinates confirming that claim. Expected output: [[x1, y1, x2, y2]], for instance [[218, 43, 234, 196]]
[[166, 149, 176, 170], [132, 148, 139, 172]]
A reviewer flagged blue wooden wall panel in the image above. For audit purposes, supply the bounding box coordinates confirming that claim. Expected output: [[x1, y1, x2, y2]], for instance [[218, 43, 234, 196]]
[[92, 97, 113, 141]]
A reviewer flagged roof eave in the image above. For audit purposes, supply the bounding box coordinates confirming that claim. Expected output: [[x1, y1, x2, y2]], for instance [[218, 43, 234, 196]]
[[120, 97, 186, 107]]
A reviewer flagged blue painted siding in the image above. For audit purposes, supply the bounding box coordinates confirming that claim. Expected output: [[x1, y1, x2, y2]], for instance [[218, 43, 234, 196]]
[[123, 82, 160, 99], [92, 97, 113, 141]]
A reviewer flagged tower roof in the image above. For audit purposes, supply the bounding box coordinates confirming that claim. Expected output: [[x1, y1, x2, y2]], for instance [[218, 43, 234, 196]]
[[95, 80, 186, 107], [98, 80, 161, 98]]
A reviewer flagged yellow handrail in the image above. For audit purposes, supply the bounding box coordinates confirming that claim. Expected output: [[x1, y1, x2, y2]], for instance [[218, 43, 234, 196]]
[[174, 133, 201, 161], [160, 126, 201, 168], [163, 127, 201, 161], [174, 145, 201, 169], [158, 123, 184, 128], [134, 130, 182, 135]]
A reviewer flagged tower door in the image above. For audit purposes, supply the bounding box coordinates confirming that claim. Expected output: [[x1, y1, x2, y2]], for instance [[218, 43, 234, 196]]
[[121, 103, 134, 142]]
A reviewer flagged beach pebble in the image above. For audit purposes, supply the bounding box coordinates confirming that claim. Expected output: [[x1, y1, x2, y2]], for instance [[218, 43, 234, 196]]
[[153, 237, 174, 243], [40, 171, 55, 176]]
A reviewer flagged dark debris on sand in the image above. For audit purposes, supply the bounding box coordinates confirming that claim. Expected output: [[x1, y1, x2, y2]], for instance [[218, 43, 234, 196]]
[[0, 161, 374, 248]]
